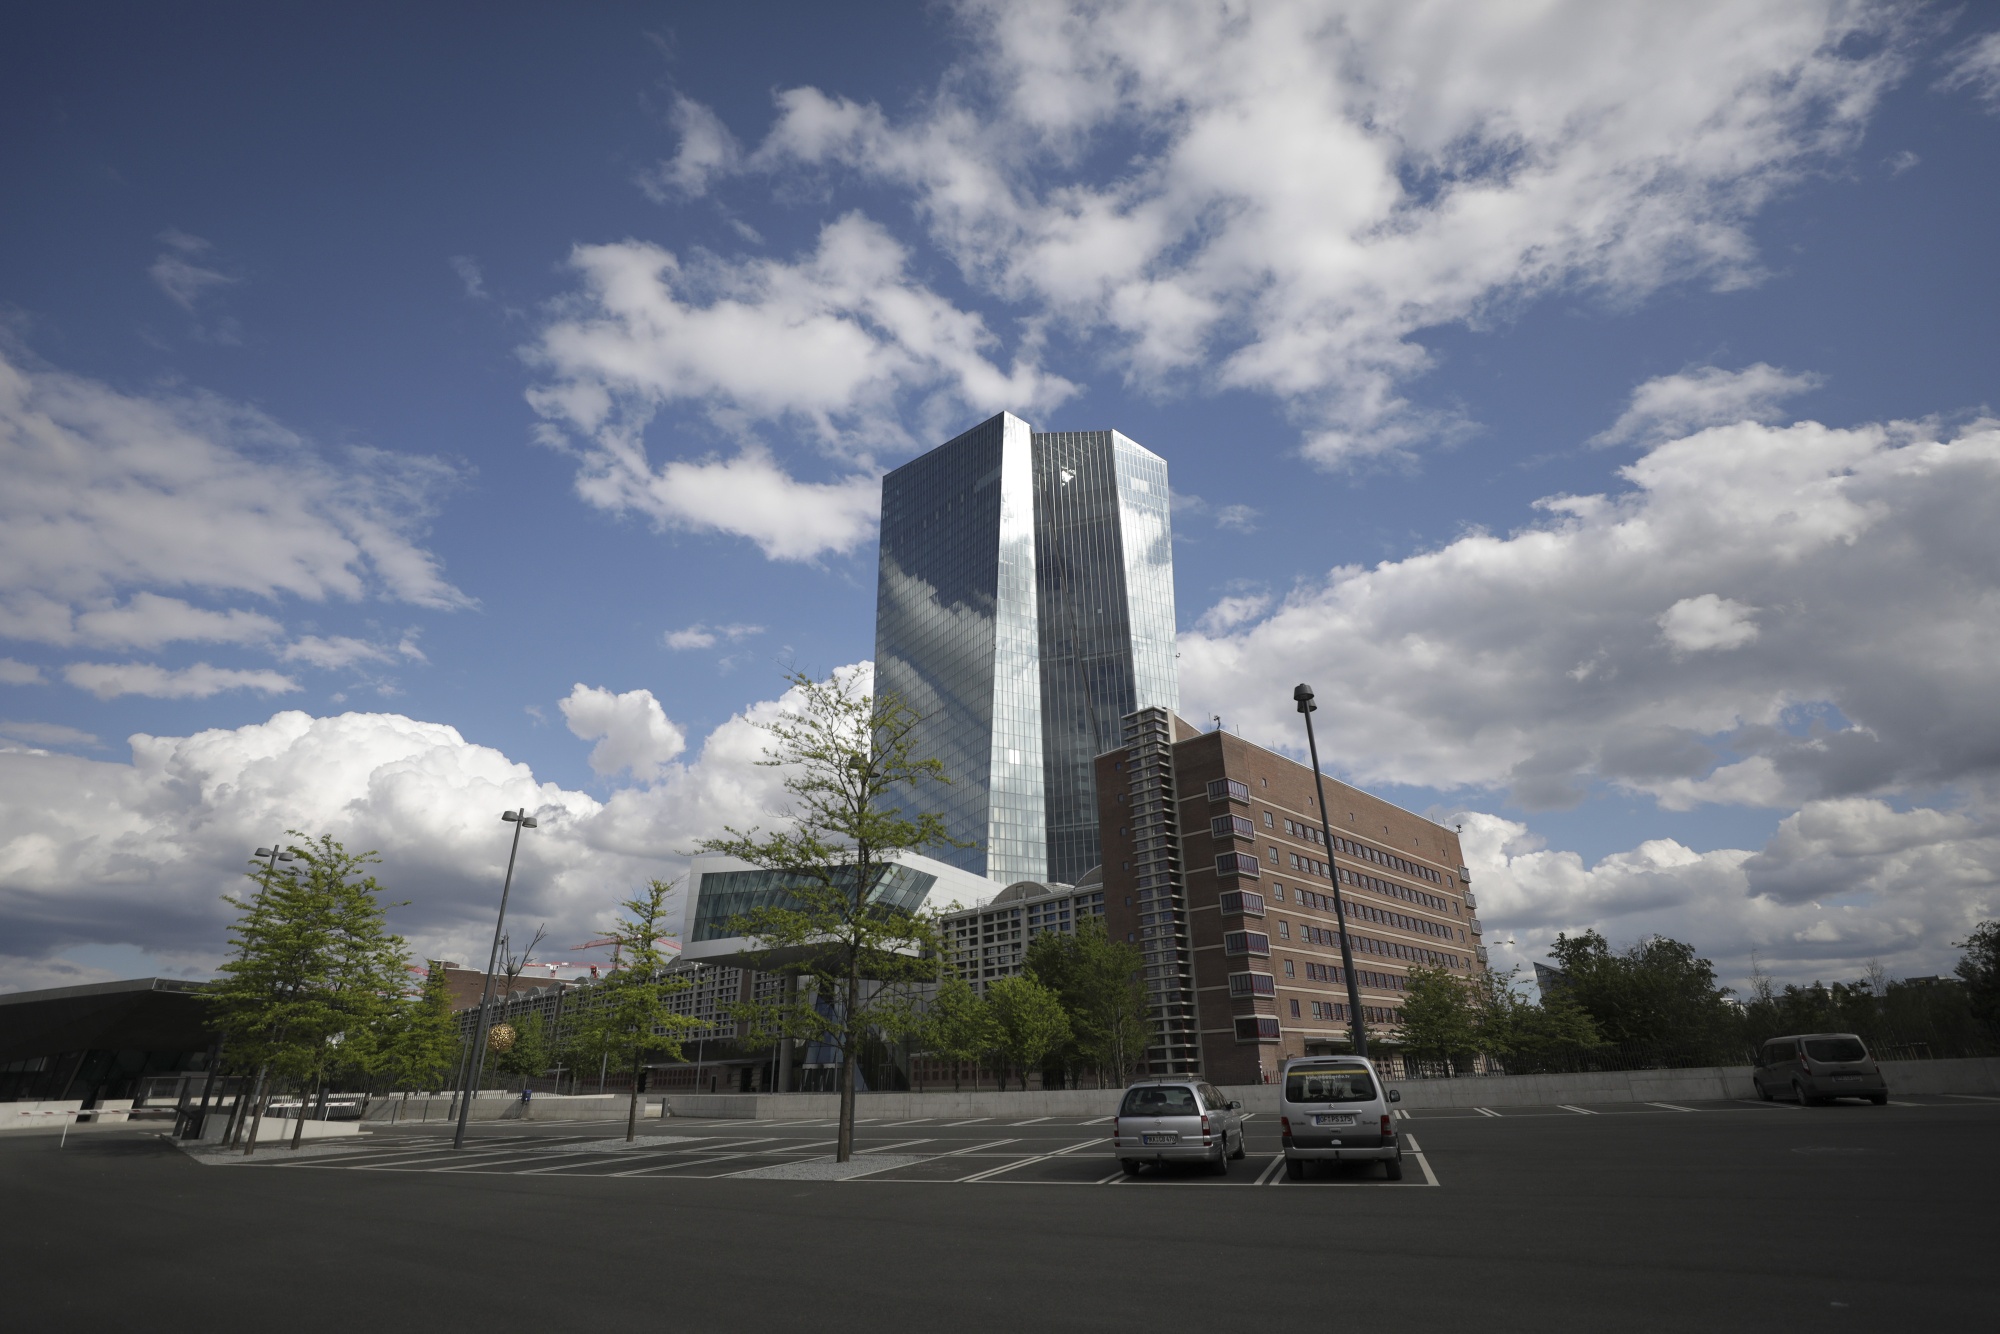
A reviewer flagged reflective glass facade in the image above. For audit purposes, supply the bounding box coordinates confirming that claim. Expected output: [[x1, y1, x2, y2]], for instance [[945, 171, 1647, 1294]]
[[689, 864, 938, 942], [875, 413, 1047, 881], [875, 414, 1177, 884], [1033, 431, 1179, 883]]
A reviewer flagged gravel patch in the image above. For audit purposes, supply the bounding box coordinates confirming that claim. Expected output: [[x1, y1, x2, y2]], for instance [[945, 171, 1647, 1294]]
[[726, 1153, 930, 1181]]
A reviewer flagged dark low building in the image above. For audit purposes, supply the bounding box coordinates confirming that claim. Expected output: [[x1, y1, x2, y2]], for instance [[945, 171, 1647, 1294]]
[[0, 977, 217, 1105]]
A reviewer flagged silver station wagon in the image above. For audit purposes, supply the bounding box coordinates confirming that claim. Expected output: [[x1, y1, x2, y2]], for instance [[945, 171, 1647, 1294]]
[[1279, 1056, 1403, 1180], [1111, 1079, 1246, 1176]]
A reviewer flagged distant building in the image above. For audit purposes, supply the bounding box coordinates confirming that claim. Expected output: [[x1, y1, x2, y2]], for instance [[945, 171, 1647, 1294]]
[[874, 411, 1179, 885], [938, 873, 1108, 997], [1095, 706, 1484, 1084]]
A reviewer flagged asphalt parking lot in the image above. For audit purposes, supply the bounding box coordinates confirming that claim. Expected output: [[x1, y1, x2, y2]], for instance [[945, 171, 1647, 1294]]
[[9, 1093, 1997, 1329]]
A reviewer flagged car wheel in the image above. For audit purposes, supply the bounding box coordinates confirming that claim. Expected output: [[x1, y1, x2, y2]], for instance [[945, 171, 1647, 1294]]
[[1755, 1079, 1773, 1102], [1230, 1129, 1246, 1161], [1869, 1093, 1888, 1106], [1120, 1158, 1141, 1176], [1210, 1144, 1230, 1175], [1792, 1082, 1815, 1107], [1284, 1156, 1305, 1181], [1384, 1152, 1404, 1182]]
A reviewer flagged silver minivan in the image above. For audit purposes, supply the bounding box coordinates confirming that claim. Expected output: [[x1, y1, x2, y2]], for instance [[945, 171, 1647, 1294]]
[[1751, 1033, 1888, 1106], [1112, 1079, 1247, 1176], [1280, 1056, 1403, 1180]]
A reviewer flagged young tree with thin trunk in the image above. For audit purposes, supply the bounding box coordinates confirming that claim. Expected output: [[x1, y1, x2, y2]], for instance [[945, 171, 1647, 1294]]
[[377, 961, 460, 1112], [985, 975, 1071, 1091], [562, 879, 700, 1141], [701, 668, 957, 1161], [919, 976, 999, 1092], [1393, 965, 1479, 1071]]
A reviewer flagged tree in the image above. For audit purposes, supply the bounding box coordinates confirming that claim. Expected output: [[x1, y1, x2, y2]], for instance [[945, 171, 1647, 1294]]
[[1394, 965, 1479, 1069], [1469, 967, 1602, 1073], [373, 960, 460, 1102], [1023, 917, 1149, 1086], [700, 668, 958, 1161], [205, 833, 410, 1152], [918, 976, 999, 1091], [563, 879, 701, 1141], [1547, 930, 1738, 1055], [494, 1010, 551, 1082], [985, 975, 1071, 1090], [1956, 920, 2000, 1037]]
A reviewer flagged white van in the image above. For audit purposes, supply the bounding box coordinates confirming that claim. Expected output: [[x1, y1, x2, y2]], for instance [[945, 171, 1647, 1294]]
[[1279, 1056, 1403, 1180]]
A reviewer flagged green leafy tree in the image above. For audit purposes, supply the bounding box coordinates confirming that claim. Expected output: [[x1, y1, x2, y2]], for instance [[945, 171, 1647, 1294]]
[[563, 879, 701, 1141], [700, 668, 958, 1160], [494, 1010, 551, 1082], [206, 833, 409, 1151], [1023, 917, 1149, 1086], [1469, 967, 1602, 1073], [985, 975, 1071, 1091], [1394, 965, 1479, 1069], [377, 961, 461, 1101], [1547, 930, 1738, 1055], [918, 976, 999, 1091], [1956, 921, 2000, 1037]]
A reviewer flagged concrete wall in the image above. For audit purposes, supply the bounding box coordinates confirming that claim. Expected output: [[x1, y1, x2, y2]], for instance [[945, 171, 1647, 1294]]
[[655, 1056, 2000, 1120], [362, 1092, 664, 1124]]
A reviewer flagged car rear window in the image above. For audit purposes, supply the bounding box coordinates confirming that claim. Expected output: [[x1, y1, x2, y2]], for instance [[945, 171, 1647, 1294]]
[[1284, 1067, 1376, 1104], [1121, 1086, 1199, 1116], [1805, 1037, 1868, 1063]]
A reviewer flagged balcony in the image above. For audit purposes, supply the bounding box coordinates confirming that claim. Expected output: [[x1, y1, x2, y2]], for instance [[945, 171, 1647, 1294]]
[[1222, 930, 1272, 957], [1206, 778, 1250, 804], [1227, 970, 1276, 998], [1214, 851, 1262, 879], [1233, 1015, 1281, 1042], [1217, 889, 1266, 917], [1468, 918, 1483, 935], [1209, 813, 1255, 841]]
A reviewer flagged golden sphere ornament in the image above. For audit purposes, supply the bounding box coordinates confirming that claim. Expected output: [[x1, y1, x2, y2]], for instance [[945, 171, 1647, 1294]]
[[486, 1023, 516, 1054]]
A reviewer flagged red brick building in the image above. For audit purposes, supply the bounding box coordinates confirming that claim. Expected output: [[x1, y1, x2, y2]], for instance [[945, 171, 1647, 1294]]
[[1096, 707, 1485, 1085]]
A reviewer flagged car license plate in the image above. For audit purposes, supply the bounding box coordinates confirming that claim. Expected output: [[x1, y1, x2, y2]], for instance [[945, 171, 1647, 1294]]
[[1835, 1076, 1861, 1082], [1313, 1114, 1356, 1127], [1142, 1133, 1176, 1146]]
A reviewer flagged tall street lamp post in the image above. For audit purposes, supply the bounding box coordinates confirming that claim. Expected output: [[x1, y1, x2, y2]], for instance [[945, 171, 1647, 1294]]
[[1294, 684, 1368, 1057], [453, 808, 538, 1150]]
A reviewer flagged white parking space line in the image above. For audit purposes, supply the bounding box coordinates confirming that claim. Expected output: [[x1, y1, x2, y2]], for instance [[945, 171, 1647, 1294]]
[[1888, 1100, 1924, 1106], [944, 1118, 991, 1126], [1094, 1169, 1125, 1185], [1473, 1107, 1501, 1118], [881, 1118, 932, 1126], [1558, 1104, 1599, 1115], [1083, 1115, 1114, 1124], [1411, 1151, 1440, 1187], [936, 1137, 1019, 1158], [1943, 1093, 2000, 1102], [859, 1138, 933, 1154], [1647, 1102, 1697, 1112], [957, 1138, 1100, 1182], [1010, 1117, 1052, 1125], [1255, 1155, 1286, 1186], [1402, 1135, 1421, 1152]]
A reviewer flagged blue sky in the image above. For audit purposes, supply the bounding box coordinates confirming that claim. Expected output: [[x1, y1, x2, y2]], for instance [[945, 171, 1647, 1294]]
[[3, 1, 1997, 994]]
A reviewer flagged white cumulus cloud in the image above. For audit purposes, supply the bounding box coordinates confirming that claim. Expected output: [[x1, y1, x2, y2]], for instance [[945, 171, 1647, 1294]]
[[559, 683, 689, 780], [62, 661, 300, 700], [724, 0, 1907, 464], [665, 622, 764, 651], [1593, 363, 1825, 447], [1178, 411, 2000, 814], [527, 212, 1075, 560], [0, 671, 866, 991]]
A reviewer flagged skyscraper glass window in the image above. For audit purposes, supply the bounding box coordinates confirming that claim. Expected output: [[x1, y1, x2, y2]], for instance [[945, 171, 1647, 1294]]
[[874, 412, 1178, 884]]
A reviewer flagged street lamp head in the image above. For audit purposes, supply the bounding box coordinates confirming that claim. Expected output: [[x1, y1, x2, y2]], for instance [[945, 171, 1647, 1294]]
[[255, 847, 273, 858], [502, 810, 540, 829], [1293, 683, 1317, 713], [520, 816, 538, 829]]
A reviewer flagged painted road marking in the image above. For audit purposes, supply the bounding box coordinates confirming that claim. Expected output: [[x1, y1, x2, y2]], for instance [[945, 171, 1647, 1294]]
[[1558, 1105, 1599, 1115], [1647, 1102, 1697, 1112], [944, 1118, 991, 1126], [858, 1138, 933, 1154], [1255, 1155, 1286, 1186], [1010, 1117, 1052, 1125], [957, 1138, 1100, 1182], [1474, 1107, 1501, 1118]]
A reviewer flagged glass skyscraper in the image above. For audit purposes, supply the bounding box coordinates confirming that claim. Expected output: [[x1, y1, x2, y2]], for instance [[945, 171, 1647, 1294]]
[[874, 412, 1178, 884]]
